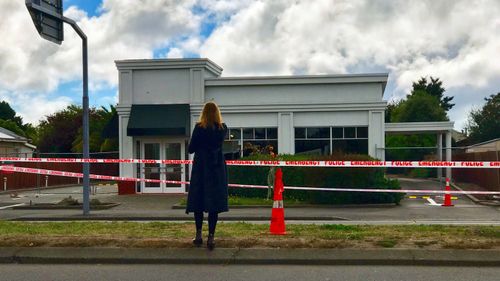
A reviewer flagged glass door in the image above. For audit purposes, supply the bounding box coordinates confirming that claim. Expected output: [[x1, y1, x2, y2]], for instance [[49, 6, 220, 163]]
[[163, 141, 185, 193], [140, 139, 185, 193], [141, 142, 161, 193]]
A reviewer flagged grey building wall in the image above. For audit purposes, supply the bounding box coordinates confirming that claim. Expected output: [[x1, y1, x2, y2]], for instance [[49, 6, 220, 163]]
[[116, 59, 388, 178]]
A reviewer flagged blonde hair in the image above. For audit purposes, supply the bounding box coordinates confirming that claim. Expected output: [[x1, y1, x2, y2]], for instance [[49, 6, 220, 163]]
[[198, 101, 223, 129]]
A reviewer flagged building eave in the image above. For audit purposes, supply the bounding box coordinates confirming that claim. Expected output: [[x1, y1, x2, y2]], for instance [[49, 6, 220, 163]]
[[205, 73, 388, 93], [385, 121, 455, 134], [115, 58, 223, 76], [191, 102, 388, 113]]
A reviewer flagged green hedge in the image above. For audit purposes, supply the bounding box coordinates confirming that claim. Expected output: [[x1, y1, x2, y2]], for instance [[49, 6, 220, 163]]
[[227, 154, 403, 205]]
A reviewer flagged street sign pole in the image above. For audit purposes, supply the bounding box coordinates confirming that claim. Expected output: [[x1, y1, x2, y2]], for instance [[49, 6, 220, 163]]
[[26, 0, 91, 215]]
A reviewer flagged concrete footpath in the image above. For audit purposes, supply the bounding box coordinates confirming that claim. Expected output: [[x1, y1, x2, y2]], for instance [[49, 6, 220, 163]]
[[0, 247, 499, 266]]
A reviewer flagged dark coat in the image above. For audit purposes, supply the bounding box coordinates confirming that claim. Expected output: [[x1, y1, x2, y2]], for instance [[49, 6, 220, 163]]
[[186, 122, 229, 214]]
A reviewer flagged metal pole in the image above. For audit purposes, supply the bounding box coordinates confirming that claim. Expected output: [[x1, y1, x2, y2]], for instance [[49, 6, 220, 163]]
[[62, 17, 90, 216], [445, 131, 452, 181], [82, 35, 90, 216], [437, 133, 442, 181]]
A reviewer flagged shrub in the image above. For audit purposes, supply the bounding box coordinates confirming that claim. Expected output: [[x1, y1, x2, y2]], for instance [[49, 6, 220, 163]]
[[57, 196, 79, 206], [227, 154, 403, 205]]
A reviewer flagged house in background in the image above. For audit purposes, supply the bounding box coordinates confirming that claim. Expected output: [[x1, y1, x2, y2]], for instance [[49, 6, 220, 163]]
[[0, 127, 36, 157], [465, 138, 500, 153]]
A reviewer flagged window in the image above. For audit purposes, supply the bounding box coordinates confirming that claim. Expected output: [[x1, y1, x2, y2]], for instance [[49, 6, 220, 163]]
[[224, 127, 278, 159], [295, 126, 368, 155], [332, 127, 343, 138], [294, 127, 330, 155], [344, 127, 356, 138]]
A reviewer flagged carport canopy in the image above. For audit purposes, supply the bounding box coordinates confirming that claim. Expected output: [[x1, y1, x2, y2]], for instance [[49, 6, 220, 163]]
[[384, 121, 455, 180]]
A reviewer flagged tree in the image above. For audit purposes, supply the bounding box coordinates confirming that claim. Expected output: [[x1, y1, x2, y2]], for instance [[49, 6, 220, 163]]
[[0, 100, 35, 141], [37, 104, 119, 154], [391, 90, 448, 122], [411, 76, 454, 112], [385, 99, 402, 123], [71, 105, 118, 153], [466, 93, 500, 143], [0, 119, 26, 137], [0, 101, 16, 121], [37, 105, 83, 153]]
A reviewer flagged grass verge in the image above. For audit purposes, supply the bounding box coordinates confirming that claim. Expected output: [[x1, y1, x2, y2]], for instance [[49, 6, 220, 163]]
[[0, 222, 499, 249]]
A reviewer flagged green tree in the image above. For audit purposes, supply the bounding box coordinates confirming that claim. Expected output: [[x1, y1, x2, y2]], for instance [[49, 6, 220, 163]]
[[385, 99, 402, 123], [411, 76, 454, 112], [0, 119, 26, 137], [37, 105, 83, 153], [391, 90, 448, 122], [71, 105, 118, 153], [37, 104, 119, 154], [0, 101, 16, 121], [0, 100, 36, 142], [466, 93, 500, 143]]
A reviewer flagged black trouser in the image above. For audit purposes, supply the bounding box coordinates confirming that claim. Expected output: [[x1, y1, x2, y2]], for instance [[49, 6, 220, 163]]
[[194, 212, 218, 234]]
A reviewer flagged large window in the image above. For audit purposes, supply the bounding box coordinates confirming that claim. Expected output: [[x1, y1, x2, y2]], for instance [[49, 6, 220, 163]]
[[295, 126, 368, 155], [224, 127, 278, 159]]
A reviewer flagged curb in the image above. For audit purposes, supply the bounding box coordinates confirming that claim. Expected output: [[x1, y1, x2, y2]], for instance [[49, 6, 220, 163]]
[[451, 182, 500, 207], [0, 247, 499, 266], [12, 203, 121, 210]]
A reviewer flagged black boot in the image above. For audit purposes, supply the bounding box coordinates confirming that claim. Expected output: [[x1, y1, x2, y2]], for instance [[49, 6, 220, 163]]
[[192, 229, 203, 247], [207, 233, 215, 250]]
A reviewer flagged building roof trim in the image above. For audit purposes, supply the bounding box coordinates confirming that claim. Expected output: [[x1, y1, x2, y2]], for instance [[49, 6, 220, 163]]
[[385, 121, 455, 133], [115, 58, 223, 76], [466, 138, 500, 148], [0, 127, 28, 141], [205, 73, 388, 90], [190, 102, 387, 113]]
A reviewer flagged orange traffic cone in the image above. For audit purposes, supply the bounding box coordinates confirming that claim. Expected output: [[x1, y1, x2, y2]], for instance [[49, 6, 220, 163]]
[[442, 177, 454, 207], [270, 168, 286, 235]]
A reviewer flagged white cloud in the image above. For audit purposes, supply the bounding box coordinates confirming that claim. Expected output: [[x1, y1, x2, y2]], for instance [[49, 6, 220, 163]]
[[1, 0, 499, 131], [166, 47, 184, 58], [199, 0, 500, 130], [0, 0, 201, 123], [0, 90, 72, 124]]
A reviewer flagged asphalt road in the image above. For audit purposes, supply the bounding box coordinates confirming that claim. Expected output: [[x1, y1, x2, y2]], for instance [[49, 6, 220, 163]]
[[0, 178, 498, 222], [0, 264, 498, 281]]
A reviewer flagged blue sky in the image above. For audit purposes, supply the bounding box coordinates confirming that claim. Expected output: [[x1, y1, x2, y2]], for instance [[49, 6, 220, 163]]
[[1, 0, 499, 130], [61, 0, 217, 110], [65, 0, 102, 17]]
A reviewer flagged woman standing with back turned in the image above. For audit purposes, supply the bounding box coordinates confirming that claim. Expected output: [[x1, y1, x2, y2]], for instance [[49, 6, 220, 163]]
[[186, 101, 228, 250]]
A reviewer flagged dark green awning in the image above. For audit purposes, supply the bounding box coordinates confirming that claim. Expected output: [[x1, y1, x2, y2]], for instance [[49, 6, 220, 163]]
[[127, 104, 190, 136]]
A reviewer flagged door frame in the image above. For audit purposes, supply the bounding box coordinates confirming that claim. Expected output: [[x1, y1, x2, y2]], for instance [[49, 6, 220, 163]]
[[139, 138, 186, 194]]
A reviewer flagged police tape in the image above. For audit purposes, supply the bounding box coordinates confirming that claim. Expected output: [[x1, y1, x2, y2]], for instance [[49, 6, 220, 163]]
[[1, 165, 500, 195], [0, 157, 499, 168]]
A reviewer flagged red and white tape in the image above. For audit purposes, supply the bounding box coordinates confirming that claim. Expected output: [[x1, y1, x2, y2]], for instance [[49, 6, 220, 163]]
[[1, 165, 500, 195], [0, 157, 499, 168]]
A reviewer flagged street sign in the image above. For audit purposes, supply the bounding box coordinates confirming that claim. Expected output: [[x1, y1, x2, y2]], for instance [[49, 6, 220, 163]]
[[26, 0, 64, 44]]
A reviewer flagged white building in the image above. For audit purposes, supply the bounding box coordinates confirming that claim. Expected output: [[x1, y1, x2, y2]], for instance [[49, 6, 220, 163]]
[[116, 58, 453, 194]]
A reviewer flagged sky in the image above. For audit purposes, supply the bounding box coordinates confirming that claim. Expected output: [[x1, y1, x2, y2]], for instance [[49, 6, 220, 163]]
[[1, 0, 499, 131]]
